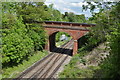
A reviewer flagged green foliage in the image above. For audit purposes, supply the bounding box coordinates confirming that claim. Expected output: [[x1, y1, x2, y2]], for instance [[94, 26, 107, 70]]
[[60, 67, 94, 78], [63, 12, 87, 22], [16, 2, 50, 22], [2, 50, 48, 78], [26, 24, 46, 51], [82, 2, 117, 12], [15, 2, 48, 51], [2, 2, 47, 67], [59, 2, 120, 78], [47, 4, 63, 21], [56, 32, 71, 42], [77, 33, 102, 54], [56, 37, 71, 47], [1, 2, 88, 68], [59, 53, 100, 78], [100, 3, 120, 78], [2, 15, 34, 66], [82, 1, 120, 78], [2, 32, 33, 63], [1, 2, 93, 77]]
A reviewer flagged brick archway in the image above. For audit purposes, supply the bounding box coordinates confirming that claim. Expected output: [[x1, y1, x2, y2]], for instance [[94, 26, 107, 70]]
[[45, 27, 87, 55], [42, 21, 95, 55]]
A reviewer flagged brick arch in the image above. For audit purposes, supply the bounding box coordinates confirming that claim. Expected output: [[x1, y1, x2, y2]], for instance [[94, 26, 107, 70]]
[[45, 27, 88, 55], [45, 30, 74, 52], [49, 30, 74, 40], [43, 21, 95, 55], [45, 27, 86, 40]]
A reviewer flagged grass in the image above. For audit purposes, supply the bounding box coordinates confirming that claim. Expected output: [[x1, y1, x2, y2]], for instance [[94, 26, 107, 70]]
[[59, 65, 100, 78], [58, 44, 102, 78], [0, 54, 2, 80], [2, 50, 48, 78], [59, 52, 101, 78], [0, 74, 2, 80]]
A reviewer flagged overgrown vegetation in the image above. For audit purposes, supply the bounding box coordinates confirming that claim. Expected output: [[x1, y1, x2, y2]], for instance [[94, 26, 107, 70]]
[[59, 34, 102, 78], [2, 50, 48, 78], [100, 3, 120, 78], [1, 2, 87, 66], [83, 2, 120, 79], [2, 1, 119, 79], [2, 2, 47, 67], [1, 2, 88, 78], [59, 1, 120, 79]]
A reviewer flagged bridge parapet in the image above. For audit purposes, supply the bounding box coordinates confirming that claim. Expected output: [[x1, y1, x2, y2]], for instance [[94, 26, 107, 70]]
[[43, 21, 95, 31]]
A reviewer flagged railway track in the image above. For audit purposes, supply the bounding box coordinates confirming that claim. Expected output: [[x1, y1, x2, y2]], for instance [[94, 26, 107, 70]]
[[17, 39, 73, 79]]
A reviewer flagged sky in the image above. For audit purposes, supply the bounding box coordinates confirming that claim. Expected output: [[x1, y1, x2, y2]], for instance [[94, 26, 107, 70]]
[[44, 0, 98, 17]]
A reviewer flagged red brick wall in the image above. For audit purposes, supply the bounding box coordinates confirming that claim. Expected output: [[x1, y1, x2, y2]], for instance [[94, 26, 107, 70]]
[[45, 27, 89, 55]]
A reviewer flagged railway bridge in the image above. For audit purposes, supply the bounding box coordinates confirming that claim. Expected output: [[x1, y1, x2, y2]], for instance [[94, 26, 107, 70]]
[[43, 21, 95, 55], [18, 21, 96, 78]]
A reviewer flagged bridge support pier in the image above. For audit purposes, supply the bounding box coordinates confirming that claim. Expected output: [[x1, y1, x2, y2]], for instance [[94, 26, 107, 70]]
[[45, 33, 56, 52], [45, 40, 49, 51], [73, 40, 78, 56]]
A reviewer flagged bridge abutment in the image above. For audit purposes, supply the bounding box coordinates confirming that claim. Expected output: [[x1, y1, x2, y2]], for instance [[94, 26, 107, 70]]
[[45, 32, 56, 52]]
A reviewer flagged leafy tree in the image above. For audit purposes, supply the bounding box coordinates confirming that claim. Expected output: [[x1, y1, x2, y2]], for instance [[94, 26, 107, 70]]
[[15, 2, 48, 51], [16, 2, 50, 22], [26, 24, 46, 51], [100, 2, 120, 78], [76, 14, 86, 23], [66, 12, 77, 22], [63, 12, 87, 22], [1, 2, 91, 68], [2, 14, 34, 66], [2, 2, 47, 67], [82, 1, 120, 78]]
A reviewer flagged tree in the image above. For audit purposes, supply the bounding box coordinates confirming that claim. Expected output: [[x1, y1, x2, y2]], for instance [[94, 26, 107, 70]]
[[82, 1, 120, 78], [2, 10, 34, 66], [2, 2, 47, 67]]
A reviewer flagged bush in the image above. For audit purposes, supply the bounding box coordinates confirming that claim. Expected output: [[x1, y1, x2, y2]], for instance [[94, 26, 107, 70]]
[[2, 16, 34, 66], [2, 3, 47, 67], [2, 32, 34, 65], [27, 27, 46, 51]]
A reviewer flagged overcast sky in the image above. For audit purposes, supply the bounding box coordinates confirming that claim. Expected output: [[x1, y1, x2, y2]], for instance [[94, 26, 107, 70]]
[[44, 0, 99, 17]]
